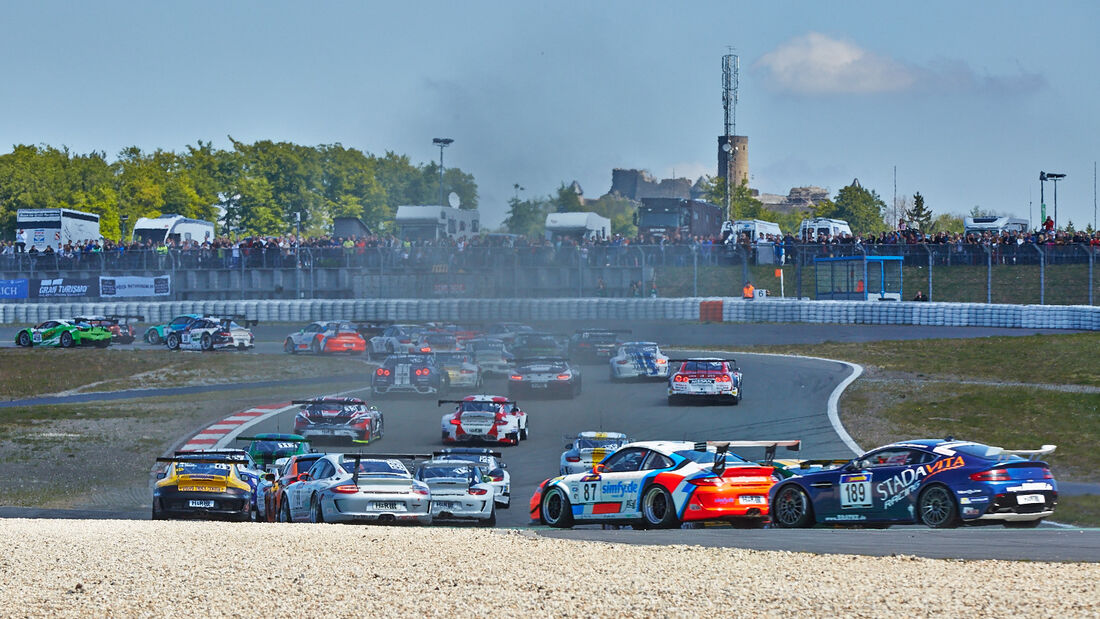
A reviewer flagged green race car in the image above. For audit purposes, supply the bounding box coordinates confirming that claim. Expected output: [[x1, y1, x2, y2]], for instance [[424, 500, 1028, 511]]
[[234, 433, 312, 469], [143, 314, 202, 345], [15, 319, 113, 348]]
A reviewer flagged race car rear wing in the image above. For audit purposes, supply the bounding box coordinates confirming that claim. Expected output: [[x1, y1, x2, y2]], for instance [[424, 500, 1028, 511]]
[[291, 399, 366, 406], [234, 436, 310, 443], [204, 314, 260, 327], [343, 452, 433, 487], [513, 356, 567, 364], [438, 399, 517, 407], [669, 359, 738, 364], [575, 328, 632, 334], [432, 449, 503, 459], [693, 440, 802, 474], [107, 315, 146, 322], [157, 454, 251, 465], [1000, 444, 1057, 461]]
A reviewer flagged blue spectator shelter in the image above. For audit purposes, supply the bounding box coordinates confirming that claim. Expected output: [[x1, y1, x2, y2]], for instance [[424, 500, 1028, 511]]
[[814, 255, 903, 301]]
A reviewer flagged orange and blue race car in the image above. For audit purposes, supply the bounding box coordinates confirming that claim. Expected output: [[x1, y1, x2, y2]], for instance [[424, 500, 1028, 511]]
[[531, 440, 800, 528], [284, 321, 367, 354]]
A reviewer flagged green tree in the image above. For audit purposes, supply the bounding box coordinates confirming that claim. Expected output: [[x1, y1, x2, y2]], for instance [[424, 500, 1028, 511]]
[[929, 213, 964, 234], [832, 180, 888, 234], [906, 191, 933, 231], [552, 182, 584, 213], [699, 176, 763, 220], [503, 191, 551, 237], [584, 193, 637, 236]]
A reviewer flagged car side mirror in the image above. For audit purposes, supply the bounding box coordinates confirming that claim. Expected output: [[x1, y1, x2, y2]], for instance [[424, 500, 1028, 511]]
[[564, 443, 573, 450], [155, 471, 166, 480], [264, 473, 276, 482], [297, 473, 310, 482], [481, 475, 492, 483], [499, 463, 507, 469], [592, 463, 606, 474]]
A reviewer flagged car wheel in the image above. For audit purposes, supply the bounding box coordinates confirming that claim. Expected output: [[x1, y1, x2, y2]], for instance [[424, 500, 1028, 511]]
[[166, 333, 180, 350], [1004, 519, 1042, 528], [311, 338, 322, 354], [641, 485, 679, 529], [200, 333, 213, 351], [377, 418, 384, 439], [147, 330, 162, 345], [284, 339, 296, 354], [16, 331, 31, 347], [541, 487, 574, 528], [520, 423, 528, 440], [309, 494, 325, 523], [60, 331, 74, 348], [772, 485, 814, 528], [575, 378, 582, 396], [151, 503, 166, 520], [918, 485, 960, 528], [730, 395, 740, 406], [482, 508, 497, 527], [279, 496, 292, 523]]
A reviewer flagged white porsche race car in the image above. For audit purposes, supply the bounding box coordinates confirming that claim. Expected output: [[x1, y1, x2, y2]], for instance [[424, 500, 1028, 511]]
[[166, 316, 255, 351], [440, 395, 529, 446], [609, 341, 671, 381]]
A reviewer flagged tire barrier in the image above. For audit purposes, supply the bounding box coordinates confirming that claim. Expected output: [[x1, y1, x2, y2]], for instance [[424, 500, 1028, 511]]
[[2, 297, 1097, 330]]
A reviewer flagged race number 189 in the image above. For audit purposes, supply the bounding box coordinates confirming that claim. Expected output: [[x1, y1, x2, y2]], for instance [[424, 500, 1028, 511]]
[[840, 474, 872, 508]]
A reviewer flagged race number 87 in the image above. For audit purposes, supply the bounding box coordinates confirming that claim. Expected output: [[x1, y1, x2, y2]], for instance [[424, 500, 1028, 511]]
[[582, 482, 598, 502]]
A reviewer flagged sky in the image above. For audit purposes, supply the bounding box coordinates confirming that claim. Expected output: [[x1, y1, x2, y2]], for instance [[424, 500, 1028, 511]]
[[2, 1, 1098, 230]]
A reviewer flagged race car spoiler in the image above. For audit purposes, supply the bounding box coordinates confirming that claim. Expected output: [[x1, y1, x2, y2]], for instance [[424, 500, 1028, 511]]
[[438, 399, 517, 407], [234, 436, 310, 443], [291, 399, 367, 406], [668, 358, 738, 364], [514, 356, 567, 364], [433, 448, 503, 458], [205, 314, 260, 327], [999, 444, 1057, 461], [575, 328, 632, 334], [694, 440, 802, 473], [157, 454, 251, 465]]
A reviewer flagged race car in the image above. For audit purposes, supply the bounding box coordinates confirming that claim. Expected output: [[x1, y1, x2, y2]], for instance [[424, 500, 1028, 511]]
[[463, 337, 515, 376], [284, 321, 367, 354], [414, 332, 462, 354], [367, 324, 424, 359], [609, 341, 671, 381], [260, 452, 325, 522], [433, 448, 511, 508], [510, 331, 568, 359], [569, 328, 629, 363], [425, 323, 483, 344], [371, 354, 449, 397], [433, 352, 483, 390], [440, 396, 528, 445], [560, 431, 631, 475], [291, 397, 384, 444], [508, 357, 582, 399], [152, 451, 266, 521], [415, 459, 497, 526], [144, 314, 201, 345], [234, 433, 311, 469], [15, 319, 113, 348], [770, 439, 1059, 529], [485, 322, 534, 345], [282, 453, 433, 524], [165, 316, 255, 351], [531, 440, 800, 529], [73, 315, 143, 344], [667, 358, 743, 405]]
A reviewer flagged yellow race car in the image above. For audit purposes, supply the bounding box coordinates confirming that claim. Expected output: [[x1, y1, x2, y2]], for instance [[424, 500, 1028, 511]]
[[152, 451, 268, 521]]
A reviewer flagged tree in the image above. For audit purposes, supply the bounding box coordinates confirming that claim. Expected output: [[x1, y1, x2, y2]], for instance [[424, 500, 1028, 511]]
[[929, 213, 963, 234], [905, 191, 933, 231], [503, 194, 551, 237], [552, 183, 584, 213], [832, 180, 888, 234], [699, 176, 763, 220], [584, 193, 637, 236]]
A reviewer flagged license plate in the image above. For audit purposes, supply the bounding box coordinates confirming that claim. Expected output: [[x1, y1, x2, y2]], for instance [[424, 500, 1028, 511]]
[[188, 500, 215, 508], [690, 379, 713, 385], [179, 485, 224, 493], [372, 501, 404, 511], [436, 501, 458, 509], [739, 495, 766, 505], [531, 383, 548, 389], [1017, 494, 1044, 505], [465, 426, 488, 434]]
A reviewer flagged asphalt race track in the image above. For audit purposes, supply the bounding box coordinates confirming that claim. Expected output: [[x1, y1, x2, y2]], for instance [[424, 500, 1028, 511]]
[[3, 319, 1097, 561]]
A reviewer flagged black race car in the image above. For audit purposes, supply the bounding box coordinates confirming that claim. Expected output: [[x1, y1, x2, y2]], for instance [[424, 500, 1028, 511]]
[[508, 357, 582, 399], [568, 328, 630, 363]]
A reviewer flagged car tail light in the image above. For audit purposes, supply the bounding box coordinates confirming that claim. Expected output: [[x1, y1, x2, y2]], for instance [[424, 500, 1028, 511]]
[[656, 358, 667, 365], [970, 468, 1012, 482], [673, 374, 688, 382], [332, 485, 359, 494], [420, 347, 431, 353], [557, 374, 570, 380], [450, 417, 462, 425], [461, 369, 475, 374], [688, 477, 722, 486], [489, 473, 505, 482], [469, 488, 488, 495], [616, 360, 629, 365], [1042, 468, 1053, 479], [375, 368, 391, 376], [566, 455, 581, 462], [415, 368, 430, 376], [717, 374, 731, 382], [411, 487, 429, 496], [510, 374, 523, 381], [399, 338, 411, 344]]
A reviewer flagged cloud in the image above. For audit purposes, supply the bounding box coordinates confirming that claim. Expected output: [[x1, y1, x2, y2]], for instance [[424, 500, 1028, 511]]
[[755, 32, 1045, 96]]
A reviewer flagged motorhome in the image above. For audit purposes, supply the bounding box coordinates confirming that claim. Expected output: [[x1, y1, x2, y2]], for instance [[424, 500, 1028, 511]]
[[637, 198, 722, 241], [799, 217, 852, 241], [395, 205, 479, 241], [721, 219, 782, 244], [544, 212, 610, 241], [16, 208, 101, 251], [963, 216, 1029, 237], [131, 214, 215, 246]]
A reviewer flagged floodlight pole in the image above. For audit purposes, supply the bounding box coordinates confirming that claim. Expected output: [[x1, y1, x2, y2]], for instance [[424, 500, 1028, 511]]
[[433, 138, 453, 207]]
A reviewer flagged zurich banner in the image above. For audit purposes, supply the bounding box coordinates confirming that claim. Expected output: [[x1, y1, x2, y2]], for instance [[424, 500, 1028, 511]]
[[99, 275, 171, 298], [0, 279, 29, 299], [32, 277, 98, 298]]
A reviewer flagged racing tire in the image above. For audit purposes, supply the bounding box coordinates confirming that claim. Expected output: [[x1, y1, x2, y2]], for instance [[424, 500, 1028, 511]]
[[166, 333, 181, 350], [481, 508, 497, 527], [284, 339, 296, 354], [1004, 519, 1043, 529], [279, 496, 292, 523], [16, 332, 31, 347], [772, 485, 815, 528], [641, 485, 679, 529], [918, 485, 960, 529], [520, 424, 528, 441], [730, 395, 740, 406], [309, 494, 325, 524], [60, 331, 74, 348], [541, 487, 574, 528], [146, 330, 162, 345], [311, 338, 322, 355], [200, 333, 213, 351], [377, 418, 384, 439], [498, 496, 510, 510], [151, 503, 166, 520], [574, 378, 582, 397]]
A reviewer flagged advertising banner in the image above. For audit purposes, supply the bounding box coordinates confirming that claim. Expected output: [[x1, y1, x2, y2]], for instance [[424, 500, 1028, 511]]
[[99, 275, 171, 298], [0, 279, 29, 299], [32, 277, 98, 298]]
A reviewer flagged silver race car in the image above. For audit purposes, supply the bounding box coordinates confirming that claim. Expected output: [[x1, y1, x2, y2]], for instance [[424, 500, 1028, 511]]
[[463, 337, 515, 377], [560, 431, 631, 475], [667, 357, 743, 405], [609, 342, 671, 381], [415, 459, 497, 526], [283, 453, 432, 524], [432, 448, 511, 508], [433, 352, 484, 390]]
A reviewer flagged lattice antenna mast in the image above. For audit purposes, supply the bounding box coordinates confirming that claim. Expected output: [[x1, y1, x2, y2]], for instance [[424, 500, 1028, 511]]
[[722, 50, 739, 221]]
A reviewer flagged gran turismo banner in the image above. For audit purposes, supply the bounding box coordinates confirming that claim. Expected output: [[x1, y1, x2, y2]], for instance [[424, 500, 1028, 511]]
[[99, 275, 171, 297], [32, 277, 99, 298]]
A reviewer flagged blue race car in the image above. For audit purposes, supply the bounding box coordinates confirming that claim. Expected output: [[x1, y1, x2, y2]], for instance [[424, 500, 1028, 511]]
[[769, 439, 1057, 529]]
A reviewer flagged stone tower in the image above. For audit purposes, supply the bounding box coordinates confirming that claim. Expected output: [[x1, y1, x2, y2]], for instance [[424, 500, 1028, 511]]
[[717, 135, 749, 189]]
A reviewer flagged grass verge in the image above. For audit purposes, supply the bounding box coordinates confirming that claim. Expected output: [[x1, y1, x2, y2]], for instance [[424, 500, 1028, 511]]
[[1052, 495, 1100, 528]]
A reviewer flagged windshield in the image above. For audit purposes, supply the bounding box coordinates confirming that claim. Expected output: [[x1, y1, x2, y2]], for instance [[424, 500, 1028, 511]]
[[424, 334, 456, 346], [583, 333, 618, 343], [386, 355, 432, 366], [418, 464, 479, 481], [342, 459, 408, 476], [174, 462, 234, 477], [515, 335, 558, 348], [681, 360, 726, 372], [624, 345, 658, 355], [460, 401, 502, 412], [434, 353, 472, 365], [674, 450, 747, 465], [250, 440, 303, 457], [577, 438, 626, 450], [639, 212, 680, 227], [518, 361, 567, 372]]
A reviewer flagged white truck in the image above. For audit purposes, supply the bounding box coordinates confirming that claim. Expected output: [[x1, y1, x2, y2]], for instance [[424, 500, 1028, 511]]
[[16, 208, 101, 251], [131, 214, 215, 246], [799, 217, 852, 241], [963, 216, 1029, 237], [544, 212, 611, 241], [721, 219, 783, 244]]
